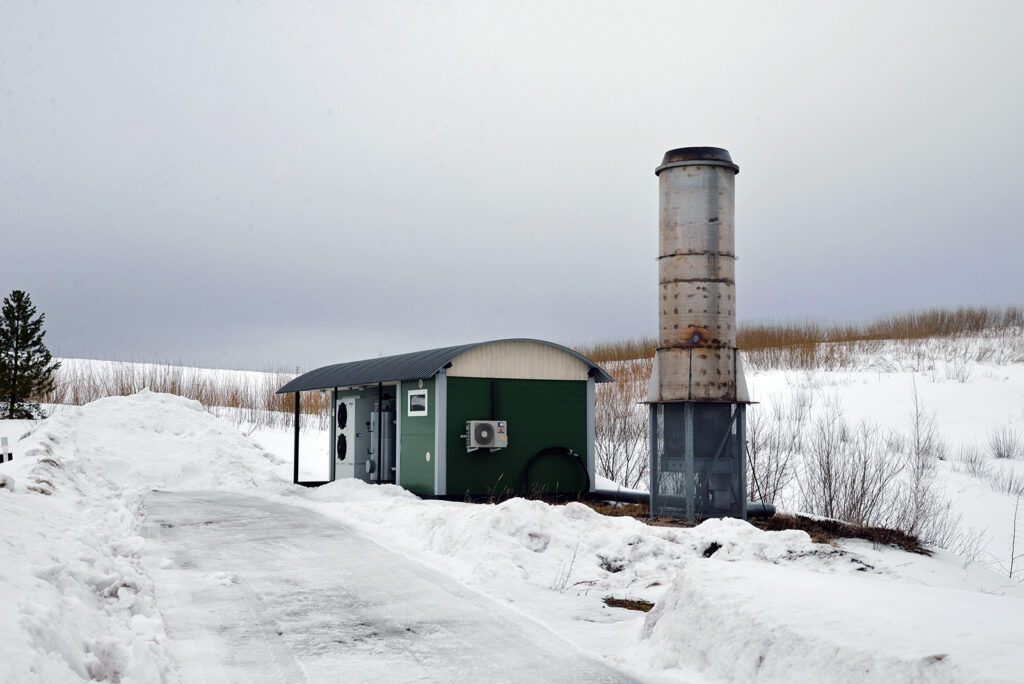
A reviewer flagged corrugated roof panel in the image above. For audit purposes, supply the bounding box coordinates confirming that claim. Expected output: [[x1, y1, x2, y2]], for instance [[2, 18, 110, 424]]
[[275, 339, 612, 394]]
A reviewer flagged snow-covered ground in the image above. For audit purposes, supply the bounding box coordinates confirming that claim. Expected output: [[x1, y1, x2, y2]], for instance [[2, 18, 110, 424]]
[[2, 334, 1024, 682], [0, 393, 287, 683], [747, 340, 1024, 574]]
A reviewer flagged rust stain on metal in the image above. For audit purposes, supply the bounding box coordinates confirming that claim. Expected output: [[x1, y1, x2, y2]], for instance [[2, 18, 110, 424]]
[[658, 325, 725, 349]]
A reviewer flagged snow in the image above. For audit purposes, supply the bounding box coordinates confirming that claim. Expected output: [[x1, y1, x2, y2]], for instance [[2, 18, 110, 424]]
[[1, 335, 1024, 682], [142, 490, 634, 683], [641, 558, 1024, 683], [747, 362, 1024, 453], [746, 351, 1024, 572], [281, 478, 1024, 683], [0, 392, 287, 683]]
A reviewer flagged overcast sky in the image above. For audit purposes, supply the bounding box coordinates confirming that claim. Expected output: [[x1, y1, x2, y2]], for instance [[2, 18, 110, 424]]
[[2, 1, 1022, 370]]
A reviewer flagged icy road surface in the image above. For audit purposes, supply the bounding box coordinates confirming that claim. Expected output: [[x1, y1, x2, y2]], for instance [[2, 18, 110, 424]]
[[142, 491, 636, 683]]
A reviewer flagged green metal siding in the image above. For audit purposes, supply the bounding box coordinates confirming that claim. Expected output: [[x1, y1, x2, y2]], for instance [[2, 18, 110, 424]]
[[445, 377, 588, 497], [399, 378, 435, 496]]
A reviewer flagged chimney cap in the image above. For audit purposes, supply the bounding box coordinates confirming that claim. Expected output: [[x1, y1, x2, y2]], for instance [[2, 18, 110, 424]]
[[656, 147, 739, 176]]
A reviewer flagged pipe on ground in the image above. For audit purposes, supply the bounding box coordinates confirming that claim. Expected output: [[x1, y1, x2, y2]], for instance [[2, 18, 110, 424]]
[[590, 489, 776, 519]]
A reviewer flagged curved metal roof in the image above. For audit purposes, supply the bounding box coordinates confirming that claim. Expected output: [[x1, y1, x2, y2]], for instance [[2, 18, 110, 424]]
[[276, 338, 613, 394]]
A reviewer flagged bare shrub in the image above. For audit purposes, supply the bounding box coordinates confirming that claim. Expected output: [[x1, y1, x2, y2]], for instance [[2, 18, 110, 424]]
[[989, 425, 1023, 460], [914, 503, 970, 552], [594, 358, 652, 490], [988, 468, 1024, 497], [793, 387, 961, 547], [945, 526, 989, 567], [953, 444, 1024, 497], [891, 384, 958, 545], [955, 445, 992, 480], [746, 392, 810, 505], [1010, 495, 1023, 580], [988, 328, 1024, 364], [797, 402, 904, 527], [942, 344, 973, 383]]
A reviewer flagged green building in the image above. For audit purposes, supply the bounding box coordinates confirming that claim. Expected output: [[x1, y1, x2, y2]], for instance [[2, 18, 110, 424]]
[[277, 339, 612, 498]]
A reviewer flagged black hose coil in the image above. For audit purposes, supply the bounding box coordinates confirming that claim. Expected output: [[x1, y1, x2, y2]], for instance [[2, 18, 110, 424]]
[[522, 446, 590, 496]]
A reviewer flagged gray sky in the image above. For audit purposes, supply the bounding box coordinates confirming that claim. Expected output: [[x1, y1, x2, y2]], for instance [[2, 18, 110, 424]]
[[3, 1, 1022, 370]]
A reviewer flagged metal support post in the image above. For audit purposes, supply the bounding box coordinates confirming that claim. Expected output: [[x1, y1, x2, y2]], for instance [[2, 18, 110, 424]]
[[737, 404, 747, 520], [293, 391, 300, 485], [330, 388, 338, 482], [376, 382, 383, 484], [684, 402, 695, 522]]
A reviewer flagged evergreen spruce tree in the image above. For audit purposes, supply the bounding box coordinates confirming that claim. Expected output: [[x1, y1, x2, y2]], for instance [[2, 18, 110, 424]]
[[0, 290, 61, 419]]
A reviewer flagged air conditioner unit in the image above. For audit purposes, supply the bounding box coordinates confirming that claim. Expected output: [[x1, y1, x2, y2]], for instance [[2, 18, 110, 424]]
[[466, 420, 508, 451]]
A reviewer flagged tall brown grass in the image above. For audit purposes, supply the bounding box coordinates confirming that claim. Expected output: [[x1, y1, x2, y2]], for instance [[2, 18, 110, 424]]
[[576, 337, 658, 365], [34, 305, 1022, 432], [740, 306, 1024, 350], [575, 305, 1024, 369], [42, 360, 328, 429]]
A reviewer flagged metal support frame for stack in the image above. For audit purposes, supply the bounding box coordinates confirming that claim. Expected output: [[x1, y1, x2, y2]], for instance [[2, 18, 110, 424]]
[[649, 401, 747, 521]]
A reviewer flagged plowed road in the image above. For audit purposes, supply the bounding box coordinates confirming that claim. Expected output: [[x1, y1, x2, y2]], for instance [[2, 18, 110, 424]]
[[142, 491, 636, 683]]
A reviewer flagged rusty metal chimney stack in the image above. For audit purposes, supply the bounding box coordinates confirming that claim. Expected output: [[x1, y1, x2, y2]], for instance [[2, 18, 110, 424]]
[[648, 146, 750, 522], [651, 147, 746, 402]]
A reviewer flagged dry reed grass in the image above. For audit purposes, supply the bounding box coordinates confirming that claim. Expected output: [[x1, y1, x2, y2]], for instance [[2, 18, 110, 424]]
[[42, 360, 328, 429], [575, 305, 1024, 371], [35, 305, 1023, 434], [575, 337, 658, 365]]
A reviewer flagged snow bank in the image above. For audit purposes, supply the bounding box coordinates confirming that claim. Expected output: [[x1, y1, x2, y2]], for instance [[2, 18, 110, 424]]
[[298, 479, 828, 593], [18, 389, 287, 493], [284, 478, 1024, 683], [282, 479, 903, 679], [642, 558, 1024, 683], [0, 391, 291, 683], [0, 489, 176, 683]]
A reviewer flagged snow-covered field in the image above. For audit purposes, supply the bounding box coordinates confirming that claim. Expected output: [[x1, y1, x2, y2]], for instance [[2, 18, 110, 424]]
[[1, 335, 1023, 683], [746, 335, 1024, 575]]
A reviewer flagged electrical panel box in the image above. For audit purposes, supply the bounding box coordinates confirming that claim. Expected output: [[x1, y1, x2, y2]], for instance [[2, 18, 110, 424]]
[[465, 420, 508, 450]]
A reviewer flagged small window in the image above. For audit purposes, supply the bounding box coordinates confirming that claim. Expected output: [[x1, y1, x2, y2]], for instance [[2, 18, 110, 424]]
[[408, 389, 428, 417]]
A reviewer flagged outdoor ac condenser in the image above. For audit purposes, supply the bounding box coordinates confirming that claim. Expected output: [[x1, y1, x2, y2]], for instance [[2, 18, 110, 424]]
[[465, 420, 507, 450]]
